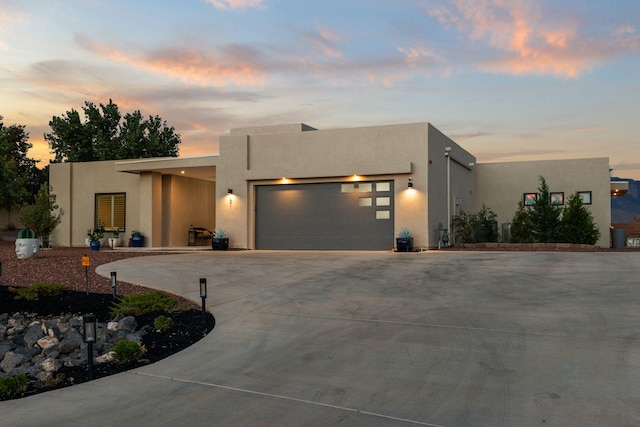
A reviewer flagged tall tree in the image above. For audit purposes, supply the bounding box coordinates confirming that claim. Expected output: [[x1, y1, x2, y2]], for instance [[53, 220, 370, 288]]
[[0, 116, 43, 226], [559, 193, 600, 244], [45, 100, 181, 162], [530, 176, 562, 243]]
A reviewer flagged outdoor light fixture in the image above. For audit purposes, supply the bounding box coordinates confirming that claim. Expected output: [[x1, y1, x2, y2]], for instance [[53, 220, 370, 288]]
[[408, 177, 413, 188], [82, 314, 97, 380], [444, 146, 451, 156], [110, 271, 117, 300], [227, 188, 233, 194], [199, 278, 207, 322]]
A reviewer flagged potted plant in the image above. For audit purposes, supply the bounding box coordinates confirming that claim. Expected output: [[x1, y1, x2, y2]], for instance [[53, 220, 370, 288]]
[[89, 229, 101, 251], [130, 230, 144, 247], [396, 227, 414, 252], [211, 228, 229, 250], [85, 229, 92, 247], [94, 222, 106, 245], [108, 229, 121, 249]]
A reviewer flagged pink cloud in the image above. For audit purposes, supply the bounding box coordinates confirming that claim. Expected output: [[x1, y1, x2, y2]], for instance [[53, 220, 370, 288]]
[[203, 0, 265, 10], [428, 0, 639, 78], [75, 35, 265, 87]]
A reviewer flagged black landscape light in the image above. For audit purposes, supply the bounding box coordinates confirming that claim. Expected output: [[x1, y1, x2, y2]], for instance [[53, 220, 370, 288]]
[[200, 278, 207, 322], [111, 271, 117, 299], [83, 314, 97, 380]]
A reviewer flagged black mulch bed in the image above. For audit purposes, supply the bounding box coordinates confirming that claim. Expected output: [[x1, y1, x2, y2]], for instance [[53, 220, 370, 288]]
[[0, 286, 215, 400]]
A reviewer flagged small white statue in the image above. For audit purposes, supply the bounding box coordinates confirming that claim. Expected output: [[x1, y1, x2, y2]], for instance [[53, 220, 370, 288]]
[[15, 238, 39, 259]]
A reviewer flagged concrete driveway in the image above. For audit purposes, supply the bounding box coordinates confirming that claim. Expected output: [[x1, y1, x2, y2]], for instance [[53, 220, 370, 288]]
[[2, 250, 640, 426]]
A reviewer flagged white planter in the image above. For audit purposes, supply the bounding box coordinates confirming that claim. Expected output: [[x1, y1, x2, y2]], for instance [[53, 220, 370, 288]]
[[16, 238, 40, 259], [108, 237, 121, 249]]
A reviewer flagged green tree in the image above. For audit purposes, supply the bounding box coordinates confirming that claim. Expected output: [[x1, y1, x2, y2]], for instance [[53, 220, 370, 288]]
[[0, 116, 44, 227], [45, 100, 181, 162], [559, 193, 600, 244], [18, 184, 63, 248], [530, 176, 562, 243], [510, 200, 534, 243]]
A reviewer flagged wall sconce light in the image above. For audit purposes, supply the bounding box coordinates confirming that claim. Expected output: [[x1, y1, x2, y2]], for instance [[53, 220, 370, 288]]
[[227, 189, 233, 207], [408, 177, 413, 188], [82, 314, 96, 380], [199, 278, 207, 322]]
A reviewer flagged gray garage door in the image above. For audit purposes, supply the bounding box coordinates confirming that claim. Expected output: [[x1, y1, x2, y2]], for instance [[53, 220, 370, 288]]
[[256, 181, 394, 250]]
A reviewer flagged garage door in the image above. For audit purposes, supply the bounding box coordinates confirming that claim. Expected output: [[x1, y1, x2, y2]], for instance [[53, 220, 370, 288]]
[[256, 181, 394, 250]]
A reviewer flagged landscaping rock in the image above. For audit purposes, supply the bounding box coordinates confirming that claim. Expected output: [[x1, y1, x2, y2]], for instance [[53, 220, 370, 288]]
[[1, 351, 28, 373], [59, 329, 83, 354], [117, 316, 138, 333], [23, 323, 44, 348]]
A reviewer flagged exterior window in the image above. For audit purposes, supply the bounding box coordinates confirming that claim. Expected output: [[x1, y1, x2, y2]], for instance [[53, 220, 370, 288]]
[[95, 193, 126, 231], [577, 191, 592, 205]]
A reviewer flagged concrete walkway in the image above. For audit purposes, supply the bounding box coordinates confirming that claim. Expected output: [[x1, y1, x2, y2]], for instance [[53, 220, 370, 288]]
[[2, 250, 640, 426]]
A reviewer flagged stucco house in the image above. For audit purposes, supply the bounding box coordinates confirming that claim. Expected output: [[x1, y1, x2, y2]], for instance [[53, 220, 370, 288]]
[[49, 122, 612, 249]]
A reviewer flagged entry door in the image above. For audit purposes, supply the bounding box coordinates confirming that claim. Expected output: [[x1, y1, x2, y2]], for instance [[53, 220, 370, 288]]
[[255, 181, 394, 250]]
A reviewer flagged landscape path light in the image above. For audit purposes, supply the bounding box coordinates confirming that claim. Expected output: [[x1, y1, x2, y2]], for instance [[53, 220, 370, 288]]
[[111, 271, 117, 299], [200, 278, 207, 322], [82, 314, 97, 380]]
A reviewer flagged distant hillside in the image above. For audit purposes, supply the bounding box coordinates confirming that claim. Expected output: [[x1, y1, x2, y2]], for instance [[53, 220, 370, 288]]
[[611, 177, 640, 223]]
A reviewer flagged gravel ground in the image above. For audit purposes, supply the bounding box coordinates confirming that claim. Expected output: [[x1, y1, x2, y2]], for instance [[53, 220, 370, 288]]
[[0, 240, 168, 294]]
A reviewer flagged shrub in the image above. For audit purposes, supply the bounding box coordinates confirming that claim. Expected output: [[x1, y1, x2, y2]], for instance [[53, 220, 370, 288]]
[[453, 205, 498, 244], [11, 282, 68, 301], [0, 374, 29, 399], [113, 339, 146, 363], [559, 193, 601, 244], [510, 200, 534, 243], [153, 315, 174, 332], [110, 291, 178, 316]]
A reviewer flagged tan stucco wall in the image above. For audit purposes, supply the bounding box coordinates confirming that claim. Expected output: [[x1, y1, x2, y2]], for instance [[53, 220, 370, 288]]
[[0, 209, 23, 230], [51, 160, 217, 248], [162, 175, 216, 246], [49, 161, 141, 246], [427, 124, 476, 247], [475, 158, 611, 247], [218, 122, 475, 249]]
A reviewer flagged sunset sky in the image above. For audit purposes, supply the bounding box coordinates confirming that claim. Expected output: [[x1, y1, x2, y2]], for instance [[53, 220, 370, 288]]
[[1, 0, 639, 178]]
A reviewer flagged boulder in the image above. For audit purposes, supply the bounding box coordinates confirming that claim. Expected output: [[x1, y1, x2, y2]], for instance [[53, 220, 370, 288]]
[[36, 336, 59, 351], [117, 316, 138, 333], [1, 351, 29, 373], [38, 358, 62, 372], [24, 323, 45, 348], [59, 329, 83, 354]]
